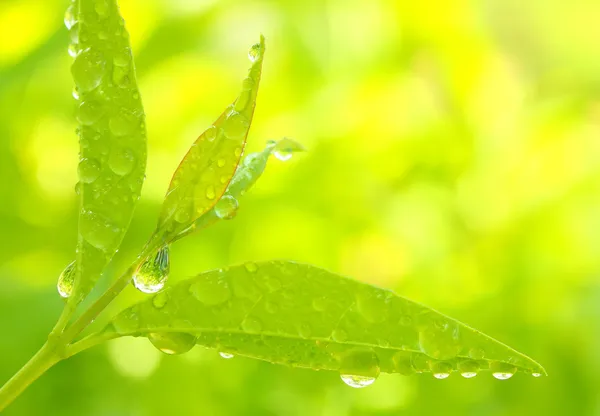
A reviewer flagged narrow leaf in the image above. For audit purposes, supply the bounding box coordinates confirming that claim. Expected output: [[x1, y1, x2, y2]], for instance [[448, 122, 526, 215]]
[[156, 36, 266, 242], [108, 261, 546, 379], [68, 0, 147, 303]]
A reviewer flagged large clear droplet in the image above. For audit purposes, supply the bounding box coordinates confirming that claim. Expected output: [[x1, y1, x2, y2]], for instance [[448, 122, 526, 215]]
[[219, 352, 234, 359], [214, 195, 238, 220], [431, 361, 452, 379], [64, 4, 76, 30], [77, 158, 101, 183], [108, 148, 136, 176], [272, 137, 305, 162], [222, 112, 249, 140], [248, 42, 261, 62], [490, 362, 516, 380], [133, 246, 170, 294], [532, 372, 542, 378], [57, 261, 76, 298], [339, 350, 380, 389], [458, 360, 479, 379], [340, 374, 376, 388], [148, 332, 196, 355], [71, 49, 106, 92]]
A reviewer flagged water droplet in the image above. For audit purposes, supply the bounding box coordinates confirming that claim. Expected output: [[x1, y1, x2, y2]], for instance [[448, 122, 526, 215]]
[[57, 261, 76, 298], [205, 126, 217, 141], [174, 208, 191, 224], [356, 290, 389, 324], [79, 209, 121, 250], [339, 350, 380, 389], [234, 89, 251, 112], [71, 49, 106, 92], [431, 361, 452, 379], [68, 43, 79, 58], [340, 374, 376, 388], [216, 158, 226, 168], [72, 88, 80, 100], [205, 185, 216, 200], [108, 148, 136, 176], [272, 138, 305, 162], [458, 360, 479, 378], [419, 322, 461, 360], [78, 100, 104, 125], [214, 195, 238, 220], [332, 328, 348, 342], [133, 246, 170, 294], [219, 352, 234, 359], [532, 372, 541, 378], [74, 182, 81, 195], [64, 4, 76, 30], [95, 0, 109, 16], [392, 353, 416, 376], [312, 297, 328, 312], [69, 22, 79, 44], [248, 42, 262, 62], [241, 317, 262, 333], [189, 274, 231, 306], [78, 158, 101, 183], [490, 362, 516, 380], [148, 332, 196, 355], [152, 292, 168, 309], [410, 353, 431, 373], [109, 113, 136, 136], [242, 77, 254, 90], [222, 112, 249, 140], [244, 262, 258, 273]]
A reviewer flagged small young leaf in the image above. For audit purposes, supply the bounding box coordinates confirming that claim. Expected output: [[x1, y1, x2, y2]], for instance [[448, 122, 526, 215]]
[[156, 36, 266, 242], [68, 0, 147, 303], [107, 261, 546, 379]]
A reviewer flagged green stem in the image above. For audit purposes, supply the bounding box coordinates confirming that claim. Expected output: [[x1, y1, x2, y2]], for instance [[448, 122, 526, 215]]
[[0, 342, 60, 413]]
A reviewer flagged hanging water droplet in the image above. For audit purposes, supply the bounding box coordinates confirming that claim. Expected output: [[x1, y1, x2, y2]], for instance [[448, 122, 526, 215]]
[[244, 262, 258, 273], [431, 361, 452, 379], [458, 360, 479, 378], [79, 209, 121, 250], [340, 374, 376, 388], [68, 43, 79, 58], [133, 246, 170, 294], [148, 332, 196, 355], [532, 372, 541, 378], [214, 195, 238, 220], [490, 362, 516, 380], [418, 321, 461, 360], [72, 88, 80, 100], [64, 4, 76, 30], [78, 158, 101, 183], [95, 0, 109, 16], [71, 48, 106, 92], [248, 42, 262, 62], [272, 137, 305, 162], [339, 350, 380, 389], [108, 148, 136, 176], [219, 352, 234, 359], [57, 260, 76, 298]]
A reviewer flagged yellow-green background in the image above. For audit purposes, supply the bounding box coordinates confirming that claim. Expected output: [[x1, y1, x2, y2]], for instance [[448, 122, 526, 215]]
[[1, 0, 599, 414]]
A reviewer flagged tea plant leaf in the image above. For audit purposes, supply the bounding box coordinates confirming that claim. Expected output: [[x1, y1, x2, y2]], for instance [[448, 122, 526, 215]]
[[156, 36, 266, 242], [174, 138, 304, 240], [67, 0, 147, 303], [108, 261, 546, 380]]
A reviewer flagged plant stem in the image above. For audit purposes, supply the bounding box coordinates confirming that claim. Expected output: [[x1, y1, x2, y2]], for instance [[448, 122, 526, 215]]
[[0, 342, 60, 413]]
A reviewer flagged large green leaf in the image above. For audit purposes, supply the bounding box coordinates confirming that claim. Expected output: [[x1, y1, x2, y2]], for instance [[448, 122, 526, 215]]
[[156, 36, 266, 242], [108, 261, 546, 381], [67, 0, 147, 303]]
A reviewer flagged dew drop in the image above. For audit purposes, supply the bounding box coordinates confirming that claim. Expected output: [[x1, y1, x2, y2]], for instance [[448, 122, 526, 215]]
[[418, 322, 461, 360], [148, 332, 196, 355], [68, 43, 79, 58], [205, 185, 216, 200], [78, 158, 101, 183], [234, 89, 251, 112], [458, 360, 479, 378], [64, 4, 76, 30], [214, 195, 238, 220], [490, 362, 516, 380], [532, 372, 541, 378], [109, 113, 136, 136], [219, 352, 234, 359], [174, 208, 191, 224], [74, 182, 81, 195], [339, 350, 380, 389], [298, 323, 311, 338], [78, 100, 104, 125], [433, 372, 450, 379], [392, 353, 416, 376], [72, 88, 80, 100], [108, 148, 136, 176], [152, 292, 168, 309], [340, 374, 376, 388], [332, 328, 348, 342], [95, 0, 109, 16], [205, 126, 217, 141], [272, 138, 304, 162], [222, 112, 249, 140], [71, 49, 106, 92], [133, 246, 170, 294], [248, 43, 262, 62], [189, 274, 231, 306], [241, 317, 262, 333], [312, 297, 328, 312], [244, 262, 258, 273], [57, 260, 76, 299], [431, 361, 452, 379], [79, 209, 121, 250], [242, 77, 254, 90]]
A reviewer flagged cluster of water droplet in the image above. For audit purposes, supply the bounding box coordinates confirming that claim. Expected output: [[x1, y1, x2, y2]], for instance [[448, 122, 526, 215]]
[[133, 246, 170, 294]]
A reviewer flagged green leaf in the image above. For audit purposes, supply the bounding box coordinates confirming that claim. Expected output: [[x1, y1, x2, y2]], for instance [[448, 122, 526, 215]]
[[173, 138, 304, 241], [67, 0, 147, 303], [156, 36, 266, 242], [108, 261, 546, 380]]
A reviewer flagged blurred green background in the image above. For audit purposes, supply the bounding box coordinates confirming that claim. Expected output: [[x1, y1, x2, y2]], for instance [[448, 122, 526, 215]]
[[1, 0, 600, 414]]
